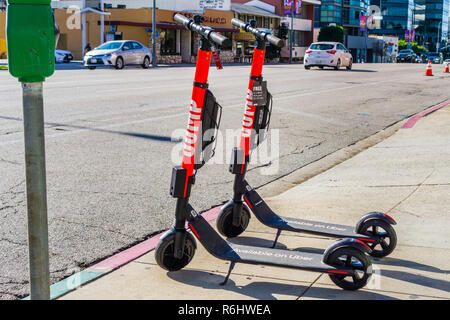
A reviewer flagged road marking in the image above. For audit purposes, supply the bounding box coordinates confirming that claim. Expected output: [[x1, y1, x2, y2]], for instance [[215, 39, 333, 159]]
[[277, 108, 347, 126], [0, 76, 414, 147]]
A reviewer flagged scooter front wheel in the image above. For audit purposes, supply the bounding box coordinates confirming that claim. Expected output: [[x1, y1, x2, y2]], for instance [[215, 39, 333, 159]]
[[359, 219, 397, 258], [155, 231, 196, 271], [216, 203, 251, 238], [326, 247, 372, 291]]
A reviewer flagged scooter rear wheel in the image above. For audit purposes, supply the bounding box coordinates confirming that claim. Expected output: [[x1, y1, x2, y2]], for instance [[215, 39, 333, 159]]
[[359, 219, 397, 258], [216, 204, 251, 238], [326, 247, 372, 290], [155, 231, 196, 271]]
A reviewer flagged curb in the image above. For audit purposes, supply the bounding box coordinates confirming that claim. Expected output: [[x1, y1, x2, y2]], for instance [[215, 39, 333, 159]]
[[25, 206, 222, 300], [402, 99, 450, 129]]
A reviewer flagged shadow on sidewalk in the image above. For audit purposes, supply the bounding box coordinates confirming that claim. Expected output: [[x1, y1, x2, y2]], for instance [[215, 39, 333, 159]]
[[226, 236, 450, 295], [167, 269, 399, 300]]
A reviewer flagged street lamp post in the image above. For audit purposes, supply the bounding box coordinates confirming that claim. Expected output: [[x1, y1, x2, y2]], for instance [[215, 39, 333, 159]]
[[152, 0, 157, 67], [289, 0, 294, 64], [437, 21, 442, 51]]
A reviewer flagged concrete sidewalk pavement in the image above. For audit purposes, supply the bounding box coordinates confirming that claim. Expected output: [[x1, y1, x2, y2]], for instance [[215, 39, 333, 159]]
[[60, 103, 450, 300]]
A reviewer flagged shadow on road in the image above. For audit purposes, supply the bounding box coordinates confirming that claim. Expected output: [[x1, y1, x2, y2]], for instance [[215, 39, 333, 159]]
[[0, 115, 181, 143], [309, 68, 377, 72]]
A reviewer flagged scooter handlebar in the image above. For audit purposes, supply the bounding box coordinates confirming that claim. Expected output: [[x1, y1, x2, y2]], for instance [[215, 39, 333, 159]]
[[231, 18, 247, 30], [173, 13, 191, 26], [174, 14, 231, 47], [231, 18, 284, 48], [265, 34, 285, 48]]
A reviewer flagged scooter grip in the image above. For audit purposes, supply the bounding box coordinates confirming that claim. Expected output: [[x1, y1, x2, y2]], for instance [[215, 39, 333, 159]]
[[231, 18, 248, 30], [265, 34, 284, 48], [208, 31, 231, 47], [174, 14, 191, 27]]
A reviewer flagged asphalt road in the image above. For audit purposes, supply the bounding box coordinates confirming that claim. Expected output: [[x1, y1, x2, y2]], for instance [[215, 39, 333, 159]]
[[1, 62, 449, 299]]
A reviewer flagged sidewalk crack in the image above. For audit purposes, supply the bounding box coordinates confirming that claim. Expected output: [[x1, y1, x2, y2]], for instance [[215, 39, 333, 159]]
[[386, 169, 435, 213], [296, 274, 322, 300]]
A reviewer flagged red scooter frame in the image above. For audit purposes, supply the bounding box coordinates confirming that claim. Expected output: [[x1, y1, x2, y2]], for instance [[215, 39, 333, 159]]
[[156, 16, 374, 291], [217, 19, 397, 259]]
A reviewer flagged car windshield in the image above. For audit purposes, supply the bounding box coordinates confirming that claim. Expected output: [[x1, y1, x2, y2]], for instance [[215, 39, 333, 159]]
[[399, 50, 412, 54], [428, 53, 439, 57], [95, 42, 122, 50], [310, 44, 335, 50]]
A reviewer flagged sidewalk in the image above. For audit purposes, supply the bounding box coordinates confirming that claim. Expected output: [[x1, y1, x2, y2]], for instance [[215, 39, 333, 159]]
[[60, 103, 450, 300]]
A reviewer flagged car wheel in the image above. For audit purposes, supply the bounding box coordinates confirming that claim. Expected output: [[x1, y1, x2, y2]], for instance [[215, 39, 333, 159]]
[[334, 59, 341, 70], [346, 59, 353, 70], [304, 65, 310, 70], [142, 56, 150, 69], [115, 57, 124, 70], [87, 66, 96, 70]]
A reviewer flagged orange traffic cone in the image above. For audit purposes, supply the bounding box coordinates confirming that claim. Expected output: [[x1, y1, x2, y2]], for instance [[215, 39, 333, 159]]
[[425, 60, 433, 76], [444, 61, 449, 73]]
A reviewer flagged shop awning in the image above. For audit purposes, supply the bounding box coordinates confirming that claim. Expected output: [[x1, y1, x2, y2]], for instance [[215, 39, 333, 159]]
[[231, 4, 282, 19], [100, 21, 239, 33]]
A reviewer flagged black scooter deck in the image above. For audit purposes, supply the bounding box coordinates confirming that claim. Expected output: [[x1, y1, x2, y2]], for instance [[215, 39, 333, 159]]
[[188, 210, 352, 274], [242, 180, 369, 239]]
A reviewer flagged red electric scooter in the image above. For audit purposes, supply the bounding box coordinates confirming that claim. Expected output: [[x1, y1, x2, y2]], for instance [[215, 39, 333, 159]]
[[155, 15, 373, 290], [216, 18, 397, 259]]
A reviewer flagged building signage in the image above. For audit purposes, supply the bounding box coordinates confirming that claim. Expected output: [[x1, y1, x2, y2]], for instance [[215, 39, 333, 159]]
[[174, 12, 227, 24], [174, 0, 231, 11], [404, 29, 410, 42], [360, 15, 367, 31], [284, 0, 302, 15], [296, 0, 302, 15], [284, 0, 292, 15]]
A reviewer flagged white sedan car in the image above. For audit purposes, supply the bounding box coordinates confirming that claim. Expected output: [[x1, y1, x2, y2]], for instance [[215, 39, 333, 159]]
[[304, 42, 353, 70], [55, 49, 73, 63]]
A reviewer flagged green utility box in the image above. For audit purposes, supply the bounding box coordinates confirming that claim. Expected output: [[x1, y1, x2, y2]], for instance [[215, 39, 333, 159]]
[[6, 0, 55, 82]]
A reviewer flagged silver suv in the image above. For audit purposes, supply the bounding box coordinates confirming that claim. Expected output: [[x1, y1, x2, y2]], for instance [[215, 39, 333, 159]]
[[84, 40, 152, 70]]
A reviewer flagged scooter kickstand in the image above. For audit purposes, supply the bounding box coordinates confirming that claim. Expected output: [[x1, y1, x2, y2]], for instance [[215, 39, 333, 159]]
[[220, 262, 236, 286], [272, 229, 282, 248]]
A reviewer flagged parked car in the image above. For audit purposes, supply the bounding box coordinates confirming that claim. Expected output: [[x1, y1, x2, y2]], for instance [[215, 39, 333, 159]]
[[396, 49, 416, 63], [416, 55, 423, 63], [55, 49, 73, 63], [83, 40, 152, 70], [304, 42, 353, 70], [427, 52, 443, 64]]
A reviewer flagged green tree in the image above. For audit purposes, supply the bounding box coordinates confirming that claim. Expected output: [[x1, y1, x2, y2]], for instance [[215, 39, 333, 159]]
[[398, 40, 428, 56], [318, 25, 344, 44]]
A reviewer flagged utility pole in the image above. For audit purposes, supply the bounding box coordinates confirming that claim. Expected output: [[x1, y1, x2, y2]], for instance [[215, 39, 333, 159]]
[[100, 0, 104, 44], [289, 0, 294, 64], [152, 0, 157, 67], [82, 0, 86, 58]]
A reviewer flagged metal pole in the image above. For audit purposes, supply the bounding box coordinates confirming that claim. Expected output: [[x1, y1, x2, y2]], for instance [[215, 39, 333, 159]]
[[289, 0, 294, 64], [100, 0, 104, 44], [82, 0, 86, 58], [152, 0, 157, 67], [22, 82, 50, 300], [365, 22, 368, 63], [437, 21, 441, 51]]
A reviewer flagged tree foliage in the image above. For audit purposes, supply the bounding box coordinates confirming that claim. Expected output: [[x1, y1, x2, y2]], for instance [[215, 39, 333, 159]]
[[398, 40, 429, 55], [318, 25, 344, 44]]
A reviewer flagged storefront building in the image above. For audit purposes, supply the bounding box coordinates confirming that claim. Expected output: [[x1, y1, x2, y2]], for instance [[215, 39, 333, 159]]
[[54, 7, 237, 63], [279, 0, 320, 62], [0, 10, 5, 59], [231, 3, 283, 62]]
